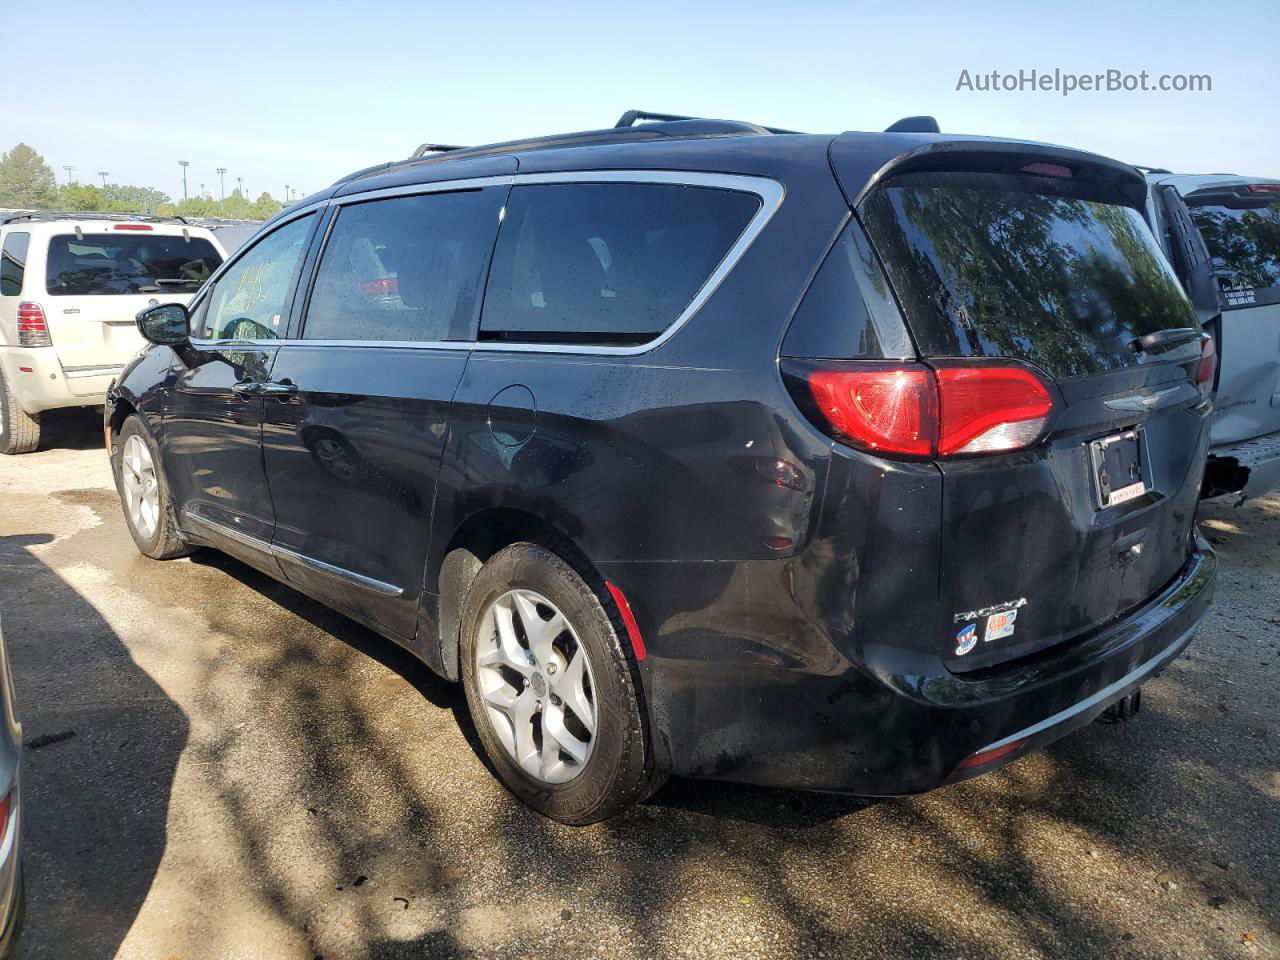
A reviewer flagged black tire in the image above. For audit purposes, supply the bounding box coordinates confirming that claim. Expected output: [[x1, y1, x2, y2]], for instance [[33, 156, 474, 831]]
[[111, 414, 191, 560], [460, 542, 663, 824], [0, 368, 41, 455]]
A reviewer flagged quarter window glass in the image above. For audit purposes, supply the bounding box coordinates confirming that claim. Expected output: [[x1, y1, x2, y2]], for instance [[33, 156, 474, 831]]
[[480, 183, 761, 345], [304, 189, 504, 342], [199, 215, 314, 341], [1, 232, 29, 296], [45, 233, 221, 296]]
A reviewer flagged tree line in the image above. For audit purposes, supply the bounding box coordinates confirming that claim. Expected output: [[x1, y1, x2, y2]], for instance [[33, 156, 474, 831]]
[[0, 143, 283, 221]]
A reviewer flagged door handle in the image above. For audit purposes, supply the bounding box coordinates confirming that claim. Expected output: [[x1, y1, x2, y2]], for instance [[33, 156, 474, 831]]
[[259, 379, 299, 399], [231, 379, 264, 398]]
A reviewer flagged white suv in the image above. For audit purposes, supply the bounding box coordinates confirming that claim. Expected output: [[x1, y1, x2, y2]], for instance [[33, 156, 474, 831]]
[[0, 213, 227, 454]]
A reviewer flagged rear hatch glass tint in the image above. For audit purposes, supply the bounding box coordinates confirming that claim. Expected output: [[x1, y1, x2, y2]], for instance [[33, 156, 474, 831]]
[[860, 171, 1198, 378], [46, 233, 222, 296], [1186, 194, 1280, 308]]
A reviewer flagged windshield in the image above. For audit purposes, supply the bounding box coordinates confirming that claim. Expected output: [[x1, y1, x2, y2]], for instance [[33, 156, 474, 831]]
[[45, 233, 222, 296], [860, 172, 1198, 379], [1187, 196, 1280, 303]]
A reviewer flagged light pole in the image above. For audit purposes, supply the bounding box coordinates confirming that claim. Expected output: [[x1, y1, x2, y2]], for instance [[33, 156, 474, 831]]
[[284, 184, 290, 206], [216, 167, 227, 201], [199, 183, 205, 200], [63, 165, 75, 185], [178, 160, 189, 201], [236, 176, 243, 198], [97, 171, 109, 188]]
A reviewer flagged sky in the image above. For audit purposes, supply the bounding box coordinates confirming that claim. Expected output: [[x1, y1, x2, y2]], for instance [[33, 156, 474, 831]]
[[1, 0, 1276, 204]]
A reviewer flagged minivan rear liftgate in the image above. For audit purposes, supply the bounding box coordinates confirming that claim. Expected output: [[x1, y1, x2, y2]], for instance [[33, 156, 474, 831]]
[[820, 146, 1215, 673]]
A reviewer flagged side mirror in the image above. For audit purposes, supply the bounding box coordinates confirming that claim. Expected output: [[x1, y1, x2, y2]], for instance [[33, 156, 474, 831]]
[[136, 303, 190, 346]]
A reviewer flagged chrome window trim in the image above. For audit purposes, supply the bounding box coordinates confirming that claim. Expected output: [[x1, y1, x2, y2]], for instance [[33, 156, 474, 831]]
[[273, 170, 785, 357], [182, 511, 404, 598]]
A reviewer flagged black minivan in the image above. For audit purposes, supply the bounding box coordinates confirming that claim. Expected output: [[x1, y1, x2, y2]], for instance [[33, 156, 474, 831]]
[[107, 114, 1217, 823]]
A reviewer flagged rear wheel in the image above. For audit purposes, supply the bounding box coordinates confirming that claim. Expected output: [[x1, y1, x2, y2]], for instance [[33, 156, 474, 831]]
[[460, 542, 662, 824], [112, 415, 190, 559], [0, 368, 41, 455]]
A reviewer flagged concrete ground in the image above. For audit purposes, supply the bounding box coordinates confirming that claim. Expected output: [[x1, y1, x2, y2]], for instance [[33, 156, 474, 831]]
[[0, 409, 1276, 960]]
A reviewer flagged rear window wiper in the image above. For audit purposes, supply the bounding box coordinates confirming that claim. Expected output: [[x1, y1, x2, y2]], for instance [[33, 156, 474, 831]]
[[1128, 327, 1200, 353]]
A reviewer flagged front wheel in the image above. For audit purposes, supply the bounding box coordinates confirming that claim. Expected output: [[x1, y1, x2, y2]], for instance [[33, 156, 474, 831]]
[[111, 415, 190, 559], [460, 543, 662, 824]]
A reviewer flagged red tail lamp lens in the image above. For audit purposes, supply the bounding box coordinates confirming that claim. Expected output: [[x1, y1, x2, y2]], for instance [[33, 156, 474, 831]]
[[935, 366, 1055, 455], [807, 366, 936, 457], [17, 301, 51, 347], [113, 223, 153, 230]]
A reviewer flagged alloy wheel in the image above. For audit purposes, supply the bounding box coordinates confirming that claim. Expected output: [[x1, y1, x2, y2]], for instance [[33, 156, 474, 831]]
[[120, 434, 160, 540], [475, 588, 598, 784]]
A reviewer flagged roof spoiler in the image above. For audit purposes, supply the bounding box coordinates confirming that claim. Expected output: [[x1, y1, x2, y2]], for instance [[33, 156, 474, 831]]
[[830, 135, 1149, 210], [885, 116, 940, 134]]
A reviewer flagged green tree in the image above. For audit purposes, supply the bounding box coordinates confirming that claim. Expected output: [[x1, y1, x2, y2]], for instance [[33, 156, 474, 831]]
[[58, 183, 105, 212], [102, 183, 171, 215], [249, 192, 282, 220], [217, 189, 254, 220], [0, 143, 58, 208]]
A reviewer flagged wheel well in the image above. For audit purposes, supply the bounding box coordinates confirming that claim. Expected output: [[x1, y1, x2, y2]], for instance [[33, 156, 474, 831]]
[[435, 508, 600, 682], [106, 396, 138, 451]]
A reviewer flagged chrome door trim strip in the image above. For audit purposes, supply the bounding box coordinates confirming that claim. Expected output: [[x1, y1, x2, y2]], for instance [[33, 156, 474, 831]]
[[182, 511, 404, 598], [182, 510, 270, 552], [270, 544, 405, 598]]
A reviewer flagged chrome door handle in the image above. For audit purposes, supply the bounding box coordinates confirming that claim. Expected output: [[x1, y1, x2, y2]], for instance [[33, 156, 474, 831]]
[[231, 379, 264, 397], [259, 379, 299, 398]]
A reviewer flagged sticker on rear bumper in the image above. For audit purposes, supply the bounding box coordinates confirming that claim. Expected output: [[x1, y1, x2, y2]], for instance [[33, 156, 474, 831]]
[[955, 623, 978, 656]]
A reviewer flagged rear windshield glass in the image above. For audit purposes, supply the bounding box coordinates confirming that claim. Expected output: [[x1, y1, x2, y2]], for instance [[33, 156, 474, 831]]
[[861, 172, 1198, 378], [46, 233, 222, 296], [1187, 196, 1280, 300]]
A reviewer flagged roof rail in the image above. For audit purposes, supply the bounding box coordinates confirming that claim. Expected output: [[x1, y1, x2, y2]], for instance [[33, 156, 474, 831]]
[[615, 108, 802, 136], [409, 143, 468, 159], [0, 210, 189, 226], [884, 116, 941, 134]]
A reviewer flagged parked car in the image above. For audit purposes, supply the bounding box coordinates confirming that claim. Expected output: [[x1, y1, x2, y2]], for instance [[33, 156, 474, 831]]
[[106, 112, 1217, 823], [0, 616, 23, 956], [1144, 172, 1280, 499], [0, 213, 227, 454]]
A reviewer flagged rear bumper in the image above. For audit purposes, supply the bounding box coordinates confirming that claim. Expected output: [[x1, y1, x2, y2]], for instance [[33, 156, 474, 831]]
[[0, 347, 115, 413], [1206, 430, 1280, 499], [619, 533, 1215, 795]]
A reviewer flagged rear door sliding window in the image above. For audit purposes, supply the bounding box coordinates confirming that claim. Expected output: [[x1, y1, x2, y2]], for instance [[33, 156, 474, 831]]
[[479, 182, 761, 346], [303, 188, 506, 343]]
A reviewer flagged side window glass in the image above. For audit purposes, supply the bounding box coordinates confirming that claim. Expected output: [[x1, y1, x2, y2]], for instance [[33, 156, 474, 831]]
[[303, 189, 504, 342], [1, 232, 31, 296], [480, 182, 761, 345], [199, 214, 314, 341]]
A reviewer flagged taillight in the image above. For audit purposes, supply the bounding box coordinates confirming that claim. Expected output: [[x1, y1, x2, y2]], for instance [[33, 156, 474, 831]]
[[17, 301, 51, 347], [113, 223, 153, 230], [1196, 335, 1216, 398], [935, 365, 1055, 456], [785, 360, 1056, 459], [807, 365, 936, 457], [1245, 184, 1280, 194]]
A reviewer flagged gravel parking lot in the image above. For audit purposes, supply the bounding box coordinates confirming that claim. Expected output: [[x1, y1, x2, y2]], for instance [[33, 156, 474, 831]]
[[0, 410, 1277, 960]]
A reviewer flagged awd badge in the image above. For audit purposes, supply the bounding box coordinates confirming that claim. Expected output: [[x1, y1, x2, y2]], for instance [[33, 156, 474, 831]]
[[955, 623, 978, 656]]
